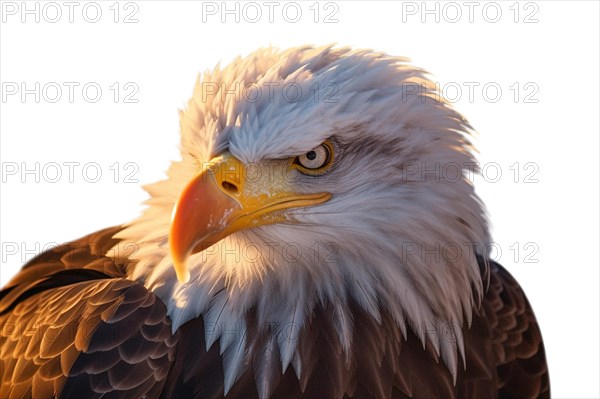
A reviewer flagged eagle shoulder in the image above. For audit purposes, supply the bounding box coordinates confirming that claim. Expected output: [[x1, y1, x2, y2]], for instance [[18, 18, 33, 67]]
[[483, 261, 551, 399], [0, 227, 177, 399]]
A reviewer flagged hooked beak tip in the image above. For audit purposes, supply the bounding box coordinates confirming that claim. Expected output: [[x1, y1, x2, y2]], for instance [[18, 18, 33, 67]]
[[173, 257, 191, 283]]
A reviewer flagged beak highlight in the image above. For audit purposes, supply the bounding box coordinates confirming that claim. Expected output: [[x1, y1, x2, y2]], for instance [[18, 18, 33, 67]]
[[169, 153, 331, 283]]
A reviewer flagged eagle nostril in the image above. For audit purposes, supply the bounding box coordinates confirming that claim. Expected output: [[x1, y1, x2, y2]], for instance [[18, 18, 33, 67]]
[[221, 181, 239, 195]]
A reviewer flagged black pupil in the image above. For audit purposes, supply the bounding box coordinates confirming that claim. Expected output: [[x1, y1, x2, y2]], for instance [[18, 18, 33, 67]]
[[306, 151, 317, 160]]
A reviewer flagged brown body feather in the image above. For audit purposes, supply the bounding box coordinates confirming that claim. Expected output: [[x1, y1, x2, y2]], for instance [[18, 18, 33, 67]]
[[0, 227, 549, 398]]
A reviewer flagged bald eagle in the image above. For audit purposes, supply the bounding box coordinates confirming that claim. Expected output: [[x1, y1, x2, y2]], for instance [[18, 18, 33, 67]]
[[1, 46, 549, 399]]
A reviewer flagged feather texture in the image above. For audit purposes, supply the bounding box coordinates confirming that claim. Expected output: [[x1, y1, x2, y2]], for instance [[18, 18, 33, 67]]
[[1, 45, 549, 398]]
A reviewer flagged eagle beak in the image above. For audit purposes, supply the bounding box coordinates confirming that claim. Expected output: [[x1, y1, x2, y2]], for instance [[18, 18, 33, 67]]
[[169, 152, 331, 283]]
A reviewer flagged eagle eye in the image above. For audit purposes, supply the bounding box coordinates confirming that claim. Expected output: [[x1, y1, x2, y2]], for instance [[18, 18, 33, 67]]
[[294, 141, 334, 174]]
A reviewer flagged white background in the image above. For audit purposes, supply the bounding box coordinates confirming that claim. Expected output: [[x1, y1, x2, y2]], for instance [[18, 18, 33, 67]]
[[1, 1, 598, 397]]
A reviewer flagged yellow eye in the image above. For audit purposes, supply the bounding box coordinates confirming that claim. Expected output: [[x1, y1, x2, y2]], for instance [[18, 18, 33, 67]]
[[294, 141, 334, 175]]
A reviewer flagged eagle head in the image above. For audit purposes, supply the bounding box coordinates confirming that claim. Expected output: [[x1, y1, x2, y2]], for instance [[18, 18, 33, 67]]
[[112, 45, 491, 389]]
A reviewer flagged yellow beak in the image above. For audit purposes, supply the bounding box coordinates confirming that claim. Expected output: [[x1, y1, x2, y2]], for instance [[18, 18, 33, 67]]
[[169, 152, 331, 283]]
